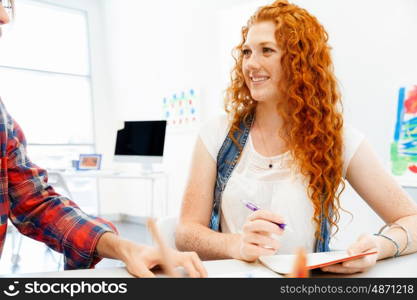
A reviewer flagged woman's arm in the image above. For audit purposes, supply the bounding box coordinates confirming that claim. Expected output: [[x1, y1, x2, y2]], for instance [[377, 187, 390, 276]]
[[322, 139, 417, 274], [346, 139, 417, 258], [175, 137, 241, 260]]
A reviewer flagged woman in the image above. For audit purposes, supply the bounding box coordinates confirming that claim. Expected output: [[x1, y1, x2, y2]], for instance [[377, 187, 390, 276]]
[[0, 0, 206, 278], [176, 0, 417, 274]]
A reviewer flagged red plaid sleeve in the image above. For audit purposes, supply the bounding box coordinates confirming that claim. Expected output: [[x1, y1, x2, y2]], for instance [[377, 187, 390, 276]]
[[7, 116, 118, 270]]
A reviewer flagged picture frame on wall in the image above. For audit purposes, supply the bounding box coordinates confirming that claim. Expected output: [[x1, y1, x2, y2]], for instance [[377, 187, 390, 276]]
[[77, 154, 102, 170]]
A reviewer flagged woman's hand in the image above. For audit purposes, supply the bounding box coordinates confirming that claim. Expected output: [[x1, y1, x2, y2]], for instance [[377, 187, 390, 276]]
[[237, 209, 285, 262], [320, 233, 380, 274]]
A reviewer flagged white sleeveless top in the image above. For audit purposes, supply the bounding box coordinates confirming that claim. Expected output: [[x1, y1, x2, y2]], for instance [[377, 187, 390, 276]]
[[199, 115, 364, 254]]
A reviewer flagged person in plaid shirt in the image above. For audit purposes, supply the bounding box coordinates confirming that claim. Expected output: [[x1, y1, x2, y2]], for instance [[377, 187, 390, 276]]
[[0, 0, 206, 277]]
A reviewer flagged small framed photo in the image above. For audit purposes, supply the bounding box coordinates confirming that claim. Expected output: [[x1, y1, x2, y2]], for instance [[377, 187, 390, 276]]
[[77, 154, 102, 170]]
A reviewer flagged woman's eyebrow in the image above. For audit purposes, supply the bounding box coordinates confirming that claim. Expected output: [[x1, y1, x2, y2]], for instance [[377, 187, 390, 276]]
[[243, 41, 278, 48], [259, 41, 277, 46]]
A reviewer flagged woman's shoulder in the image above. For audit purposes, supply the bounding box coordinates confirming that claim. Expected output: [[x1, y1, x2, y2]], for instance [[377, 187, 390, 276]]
[[199, 114, 232, 160], [343, 122, 365, 144], [342, 122, 365, 176], [199, 114, 231, 136]]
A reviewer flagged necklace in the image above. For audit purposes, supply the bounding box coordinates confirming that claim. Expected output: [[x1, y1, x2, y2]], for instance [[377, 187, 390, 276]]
[[256, 118, 274, 169]]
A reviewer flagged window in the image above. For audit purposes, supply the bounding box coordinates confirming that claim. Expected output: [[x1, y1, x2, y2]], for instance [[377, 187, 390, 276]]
[[0, 0, 97, 213]]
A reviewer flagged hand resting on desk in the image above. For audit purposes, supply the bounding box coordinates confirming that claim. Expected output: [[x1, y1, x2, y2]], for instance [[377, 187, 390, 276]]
[[96, 232, 207, 278], [321, 234, 379, 274]]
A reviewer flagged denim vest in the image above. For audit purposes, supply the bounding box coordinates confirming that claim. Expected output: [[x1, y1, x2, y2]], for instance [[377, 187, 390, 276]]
[[208, 114, 331, 252]]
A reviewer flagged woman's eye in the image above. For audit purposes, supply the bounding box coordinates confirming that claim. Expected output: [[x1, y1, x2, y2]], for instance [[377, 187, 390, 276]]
[[263, 47, 274, 53], [242, 49, 251, 56]]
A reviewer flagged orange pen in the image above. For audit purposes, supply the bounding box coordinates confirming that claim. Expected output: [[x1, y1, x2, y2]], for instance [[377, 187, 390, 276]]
[[288, 247, 309, 278]]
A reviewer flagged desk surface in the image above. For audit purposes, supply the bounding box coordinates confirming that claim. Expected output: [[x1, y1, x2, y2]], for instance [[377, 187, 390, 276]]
[[5, 253, 417, 278]]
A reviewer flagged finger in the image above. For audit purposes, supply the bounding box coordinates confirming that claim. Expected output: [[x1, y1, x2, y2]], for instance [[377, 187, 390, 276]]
[[243, 219, 283, 235], [247, 209, 285, 225], [343, 254, 377, 269], [128, 263, 157, 278], [321, 264, 364, 274], [243, 232, 280, 250], [256, 246, 278, 256], [348, 234, 374, 255], [342, 256, 367, 268], [181, 259, 200, 278], [189, 252, 208, 278], [242, 243, 277, 258]]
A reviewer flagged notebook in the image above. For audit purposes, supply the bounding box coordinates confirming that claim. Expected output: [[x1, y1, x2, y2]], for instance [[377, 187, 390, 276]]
[[259, 250, 378, 274]]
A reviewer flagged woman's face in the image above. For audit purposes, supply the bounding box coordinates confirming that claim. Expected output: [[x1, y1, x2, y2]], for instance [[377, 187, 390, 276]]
[[242, 21, 282, 104]]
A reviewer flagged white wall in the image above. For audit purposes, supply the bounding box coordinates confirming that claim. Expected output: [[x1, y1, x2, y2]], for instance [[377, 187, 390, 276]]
[[97, 0, 255, 217], [95, 0, 417, 247]]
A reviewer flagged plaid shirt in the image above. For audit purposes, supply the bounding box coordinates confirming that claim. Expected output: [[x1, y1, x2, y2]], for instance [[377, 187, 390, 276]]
[[0, 98, 117, 270]]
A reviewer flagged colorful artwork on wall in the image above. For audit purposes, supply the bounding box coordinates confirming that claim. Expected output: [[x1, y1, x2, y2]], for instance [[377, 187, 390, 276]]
[[162, 88, 200, 129], [391, 85, 417, 176]]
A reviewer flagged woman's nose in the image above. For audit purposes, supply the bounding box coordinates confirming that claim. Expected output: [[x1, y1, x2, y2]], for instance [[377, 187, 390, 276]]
[[245, 53, 261, 70], [0, 5, 11, 25]]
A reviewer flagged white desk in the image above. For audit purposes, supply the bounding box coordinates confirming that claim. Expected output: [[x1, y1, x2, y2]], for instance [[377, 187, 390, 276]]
[[54, 169, 169, 218], [5, 253, 417, 278]]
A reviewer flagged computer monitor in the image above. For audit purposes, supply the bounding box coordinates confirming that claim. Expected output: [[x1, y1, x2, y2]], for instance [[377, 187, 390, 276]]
[[114, 120, 167, 172]]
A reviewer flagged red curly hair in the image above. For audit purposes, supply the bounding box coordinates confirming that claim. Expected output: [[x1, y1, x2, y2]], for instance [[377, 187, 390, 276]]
[[225, 0, 345, 239]]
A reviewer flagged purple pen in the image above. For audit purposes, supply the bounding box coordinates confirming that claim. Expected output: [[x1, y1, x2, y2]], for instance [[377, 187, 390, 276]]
[[244, 201, 287, 230]]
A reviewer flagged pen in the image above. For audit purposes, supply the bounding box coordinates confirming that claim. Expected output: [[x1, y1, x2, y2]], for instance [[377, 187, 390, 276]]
[[288, 247, 309, 278], [243, 201, 287, 230]]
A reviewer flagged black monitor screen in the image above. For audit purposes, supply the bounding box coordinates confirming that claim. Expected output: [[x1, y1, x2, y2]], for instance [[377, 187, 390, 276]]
[[115, 121, 167, 156]]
